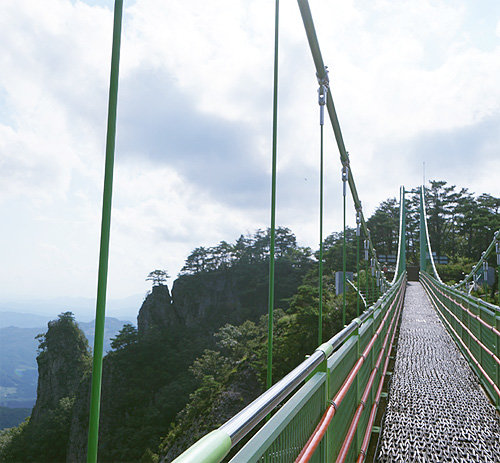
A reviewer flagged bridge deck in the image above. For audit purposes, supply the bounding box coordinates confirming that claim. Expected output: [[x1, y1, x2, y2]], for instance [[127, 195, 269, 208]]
[[377, 282, 500, 462]]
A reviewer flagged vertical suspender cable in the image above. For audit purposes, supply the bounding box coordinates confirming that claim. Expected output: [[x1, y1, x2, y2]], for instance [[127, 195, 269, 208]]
[[401, 187, 406, 274], [318, 123, 324, 344], [87, 1, 123, 462], [342, 165, 348, 326], [317, 71, 328, 345], [267, 0, 279, 391], [364, 237, 369, 305], [371, 257, 375, 302], [356, 211, 360, 317]]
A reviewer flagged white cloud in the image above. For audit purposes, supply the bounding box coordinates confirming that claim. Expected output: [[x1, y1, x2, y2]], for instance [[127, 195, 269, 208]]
[[0, 0, 499, 310]]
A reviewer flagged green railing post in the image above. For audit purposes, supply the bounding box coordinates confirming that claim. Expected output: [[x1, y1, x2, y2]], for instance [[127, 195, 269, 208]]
[[87, 1, 123, 462], [267, 0, 280, 391], [356, 211, 361, 317], [364, 238, 369, 306]]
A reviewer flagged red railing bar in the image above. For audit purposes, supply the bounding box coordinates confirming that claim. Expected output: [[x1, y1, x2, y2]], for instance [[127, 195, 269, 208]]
[[422, 274, 499, 336], [335, 292, 404, 462], [422, 279, 500, 366], [294, 281, 405, 463], [356, 296, 401, 463], [422, 281, 500, 398]]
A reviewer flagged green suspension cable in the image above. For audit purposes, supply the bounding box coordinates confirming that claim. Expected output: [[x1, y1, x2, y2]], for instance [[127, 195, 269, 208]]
[[317, 70, 328, 345], [342, 165, 348, 326], [356, 211, 360, 317], [87, 1, 123, 462], [267, 0, 279, 391]]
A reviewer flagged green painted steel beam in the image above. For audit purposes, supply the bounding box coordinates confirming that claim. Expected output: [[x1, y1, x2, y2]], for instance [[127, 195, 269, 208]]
[[86, 1, 123, 462]]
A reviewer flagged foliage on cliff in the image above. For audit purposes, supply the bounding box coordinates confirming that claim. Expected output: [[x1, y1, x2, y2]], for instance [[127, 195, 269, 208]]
[[0, 312, 90, 463]]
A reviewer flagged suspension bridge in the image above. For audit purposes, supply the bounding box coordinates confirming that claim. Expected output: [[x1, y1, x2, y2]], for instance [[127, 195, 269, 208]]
[[86, 1, 500, 462]]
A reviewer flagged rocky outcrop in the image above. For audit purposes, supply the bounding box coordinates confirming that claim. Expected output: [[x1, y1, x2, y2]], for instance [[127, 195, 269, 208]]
[[137, 284, 180, 334], [171, 271, 245, 328], [30, 313, 90, 425]]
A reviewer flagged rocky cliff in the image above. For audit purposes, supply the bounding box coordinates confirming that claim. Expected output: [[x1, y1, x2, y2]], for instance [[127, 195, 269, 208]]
[[2, 256, 308, 462]]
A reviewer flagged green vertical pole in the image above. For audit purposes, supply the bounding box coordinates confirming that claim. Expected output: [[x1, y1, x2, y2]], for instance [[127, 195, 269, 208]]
[[401, 187, 406, 275], [267, 0, 279, 391], [365, 238, 369, 305], [342, 166, 348, 326], [356, 211, 360, 316], [318, 123, 324, 345], [317, 71, 327, 345], [371, 258, 375, 302], [87, 1, 123, 462]]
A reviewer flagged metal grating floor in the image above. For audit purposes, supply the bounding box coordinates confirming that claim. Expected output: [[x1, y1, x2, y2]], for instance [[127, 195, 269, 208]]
[[377, 282, 500, 463]]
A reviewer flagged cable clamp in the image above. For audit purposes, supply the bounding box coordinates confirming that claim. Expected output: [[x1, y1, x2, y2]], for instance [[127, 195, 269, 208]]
[[329, 399, 338, 410], [316, 66, 330, 88], [317, 67, 329, 125], [342, 165, 349, 182]]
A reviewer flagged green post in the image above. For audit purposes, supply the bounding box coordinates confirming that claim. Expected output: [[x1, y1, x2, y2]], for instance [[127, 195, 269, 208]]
[[356, 211, 360, 317], [317, 68, 328, 345], [318, 121, 324, 344], [267, 0, 279, 391], [87, 1, 123, 462], [401, 187, 406, 275], [342, 165, 348, 325], [371, 258, 375, 302], [364, 238, 369, 305]]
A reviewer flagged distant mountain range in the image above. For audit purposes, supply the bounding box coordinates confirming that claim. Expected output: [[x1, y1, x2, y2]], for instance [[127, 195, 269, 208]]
[[0, 312, 131, 410], [0, 293, 144, 322]]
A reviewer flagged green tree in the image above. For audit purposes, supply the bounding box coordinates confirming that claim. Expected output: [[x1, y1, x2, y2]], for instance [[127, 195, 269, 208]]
[[146, 269, 170, 286]]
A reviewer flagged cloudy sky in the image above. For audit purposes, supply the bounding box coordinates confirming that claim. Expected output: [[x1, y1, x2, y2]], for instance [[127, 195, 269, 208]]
[[0, 0, 499, 318]]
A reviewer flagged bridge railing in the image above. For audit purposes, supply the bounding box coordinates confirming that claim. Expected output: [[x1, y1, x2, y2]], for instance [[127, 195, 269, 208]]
[[420, 271, 500, 410], [173, 273, 406, 463]]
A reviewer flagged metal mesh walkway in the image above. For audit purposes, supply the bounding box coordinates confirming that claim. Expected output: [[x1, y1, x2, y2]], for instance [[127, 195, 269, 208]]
[[377, 282, 500, 462]]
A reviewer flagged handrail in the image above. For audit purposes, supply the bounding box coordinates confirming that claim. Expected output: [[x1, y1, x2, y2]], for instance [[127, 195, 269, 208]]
[[336, 284, 404, 462], [172, 273, 406, 463], [295, 278, 405, 462], [421, 274, 499, 334], [421, 275, 499, 366], [220, 275, 403, 445], [420, 273, 500, 404]]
